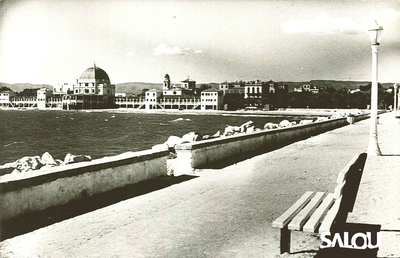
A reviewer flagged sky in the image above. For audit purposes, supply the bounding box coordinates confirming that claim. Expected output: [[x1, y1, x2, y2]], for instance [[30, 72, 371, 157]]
[[1, 0, 400, 85]]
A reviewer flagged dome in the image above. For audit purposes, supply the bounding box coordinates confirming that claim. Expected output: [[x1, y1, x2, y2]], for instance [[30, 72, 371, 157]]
[[79, 66, 110, 81]]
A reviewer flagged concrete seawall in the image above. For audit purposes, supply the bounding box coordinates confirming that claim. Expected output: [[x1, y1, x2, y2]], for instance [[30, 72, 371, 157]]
[[0, 149, 169, 222], [174, 114, 370, 174]]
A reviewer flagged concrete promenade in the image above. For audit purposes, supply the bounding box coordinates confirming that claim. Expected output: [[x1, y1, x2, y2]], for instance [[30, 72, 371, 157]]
[[347, 112, 400, 257], [0, 112, 398, 257]]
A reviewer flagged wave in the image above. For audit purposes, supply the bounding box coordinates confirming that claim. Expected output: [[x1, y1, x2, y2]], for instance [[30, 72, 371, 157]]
[[4, 141, 20, 148], [170, 118, 191, 122]]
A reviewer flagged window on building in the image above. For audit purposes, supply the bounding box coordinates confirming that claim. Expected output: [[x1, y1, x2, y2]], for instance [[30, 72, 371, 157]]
[[85, 83, 88, 86]]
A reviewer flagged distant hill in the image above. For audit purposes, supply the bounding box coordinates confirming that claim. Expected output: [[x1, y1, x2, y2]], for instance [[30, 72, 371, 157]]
[[2, 80, 396, 95], [0, 83, 53, 93], [115, 82, 163, 94], [279, 80, 394, 92]]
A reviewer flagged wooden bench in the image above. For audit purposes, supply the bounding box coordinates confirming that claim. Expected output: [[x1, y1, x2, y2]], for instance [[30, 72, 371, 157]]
[[271, 153, 367, 254]]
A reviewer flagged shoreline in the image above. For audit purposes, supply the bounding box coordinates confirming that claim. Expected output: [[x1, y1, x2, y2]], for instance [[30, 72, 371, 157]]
[[0, 107, 369, 117]]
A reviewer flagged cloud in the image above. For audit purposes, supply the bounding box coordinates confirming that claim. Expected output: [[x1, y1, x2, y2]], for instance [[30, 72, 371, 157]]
[[360, 9, 400, 28], [282, 12, 361, 35], [125, 52, 135, 57], [153, 44, 185, 55], [282, 9, 400, 35], [153, 44, 203, 56]]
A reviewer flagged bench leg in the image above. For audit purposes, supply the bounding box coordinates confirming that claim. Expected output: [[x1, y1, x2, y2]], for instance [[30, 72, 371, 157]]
[[280, 226, 291, 254]]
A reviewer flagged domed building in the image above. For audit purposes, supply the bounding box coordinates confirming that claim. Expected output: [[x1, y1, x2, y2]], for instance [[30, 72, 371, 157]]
[[74, 64, 115, 96], [65, 64, 116, 109]]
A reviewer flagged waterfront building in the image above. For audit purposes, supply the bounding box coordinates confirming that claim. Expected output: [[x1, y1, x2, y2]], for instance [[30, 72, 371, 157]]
[[244, 80, 263, 99], [53, 83, 73, 97], [37, 88, 53, 109], [267, 80, 279, 93], [219, 82, 234, 96], [162, 75, 197, 98], [226, 87, 245, 94], [180, 77, 196, 90], [244, 80, 278, 98], [294, 84, 319, 93], [277, 84, 289, 93], [145, 89, 162, 109], [0, 90, 16, 107], [65, 64, 116, 109], [201, 88, 223, 110]]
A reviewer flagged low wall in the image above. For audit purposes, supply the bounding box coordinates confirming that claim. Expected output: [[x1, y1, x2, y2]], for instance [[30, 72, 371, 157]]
[[0, 149, 169, 222], [174, 114, 370, 174]]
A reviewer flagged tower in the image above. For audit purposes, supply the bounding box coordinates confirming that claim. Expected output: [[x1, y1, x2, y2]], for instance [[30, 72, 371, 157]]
[[163, 74, 171, 89]]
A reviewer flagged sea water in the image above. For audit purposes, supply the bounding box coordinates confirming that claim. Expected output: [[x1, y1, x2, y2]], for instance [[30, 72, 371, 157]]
[[0, 109, 309, 166]]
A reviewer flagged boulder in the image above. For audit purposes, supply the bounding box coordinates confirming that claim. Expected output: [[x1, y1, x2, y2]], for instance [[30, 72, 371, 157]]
[[240, 121, 254, 133], [11, 169, 21, 174], [279, 120, 292, 128], [64, 153, 91, 165], [264, 122, 278, 130], [223, 126, 241, 136], [246, 126, 255, 133], [14, 156, 43, 173], [213, 131, 221, 137], [182, 132, 201, 143], [41, 152, 57, 166], [165, 136, 184, 149], [299, 119, 313, 125]]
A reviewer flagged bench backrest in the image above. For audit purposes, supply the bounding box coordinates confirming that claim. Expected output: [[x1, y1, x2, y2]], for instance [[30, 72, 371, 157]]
[[334, 153, 367, 224]]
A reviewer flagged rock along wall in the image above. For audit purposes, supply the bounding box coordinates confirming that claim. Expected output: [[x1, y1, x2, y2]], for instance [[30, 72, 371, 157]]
[[174, 114, 370, 175], [0, 149, 169, 222]]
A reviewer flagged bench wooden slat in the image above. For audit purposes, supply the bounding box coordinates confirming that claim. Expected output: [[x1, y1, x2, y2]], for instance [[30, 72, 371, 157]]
[[319, 196, 342, 233], [272, 191, 315, 228], [303, 193, 335, 233], [336, 154, 359, 184], [288, 192, 326, 231], [334, 180, 346, 199]]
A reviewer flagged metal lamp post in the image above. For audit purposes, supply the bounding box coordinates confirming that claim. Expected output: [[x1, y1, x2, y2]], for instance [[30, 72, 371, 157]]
[[367, 23, 383, 156], [394, 83, 398, 118]]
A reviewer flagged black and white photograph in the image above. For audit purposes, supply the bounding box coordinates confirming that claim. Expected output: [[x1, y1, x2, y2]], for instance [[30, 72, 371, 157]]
[[0, 0, 399, 257]]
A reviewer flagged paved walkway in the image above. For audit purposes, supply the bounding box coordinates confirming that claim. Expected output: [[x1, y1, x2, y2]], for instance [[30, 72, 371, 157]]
[[347, 112, 400, 257], [0, 113, 398, 257]]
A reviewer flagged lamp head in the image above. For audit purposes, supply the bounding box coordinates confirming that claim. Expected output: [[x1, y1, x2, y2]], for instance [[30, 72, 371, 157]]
[[368, 21, 383, 45]]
